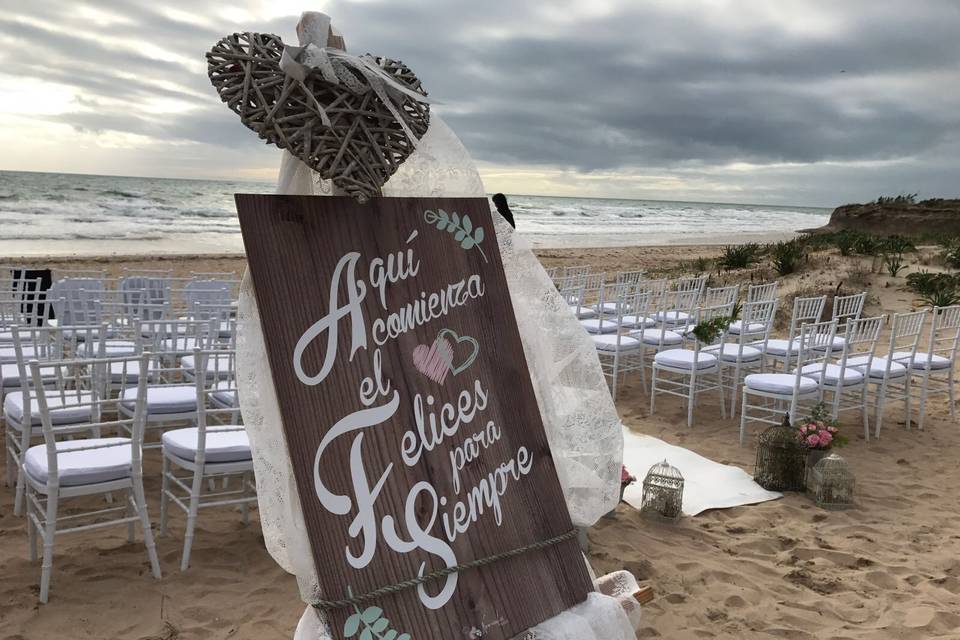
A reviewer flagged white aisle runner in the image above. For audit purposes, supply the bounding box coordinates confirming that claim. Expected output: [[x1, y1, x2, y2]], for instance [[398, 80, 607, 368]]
[[620, 427, 781, 516]]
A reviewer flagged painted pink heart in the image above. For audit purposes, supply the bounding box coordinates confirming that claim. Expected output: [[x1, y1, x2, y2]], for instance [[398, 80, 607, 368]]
[[412, 336, 454, 384]]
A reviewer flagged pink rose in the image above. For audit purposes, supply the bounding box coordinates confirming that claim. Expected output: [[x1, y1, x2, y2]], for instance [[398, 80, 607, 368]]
[[818, 431, 833, 447], [828, 426, 838, 434], [806, 434, 820, 447]]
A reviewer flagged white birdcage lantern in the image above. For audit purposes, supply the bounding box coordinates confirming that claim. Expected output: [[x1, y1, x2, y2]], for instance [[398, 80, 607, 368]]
[[806, 453, 855, 510], [640, 459, 684, 522]]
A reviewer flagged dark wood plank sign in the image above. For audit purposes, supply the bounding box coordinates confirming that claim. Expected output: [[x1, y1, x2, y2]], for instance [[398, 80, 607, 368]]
[[236, 195, 592, 640]]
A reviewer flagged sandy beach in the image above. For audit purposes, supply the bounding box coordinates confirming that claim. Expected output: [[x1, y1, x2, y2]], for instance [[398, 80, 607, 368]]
[[2, 241, 958, 639]]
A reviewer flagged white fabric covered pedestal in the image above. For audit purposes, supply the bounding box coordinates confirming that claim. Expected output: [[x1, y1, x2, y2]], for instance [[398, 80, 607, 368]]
[[236, 116, 634, 639]]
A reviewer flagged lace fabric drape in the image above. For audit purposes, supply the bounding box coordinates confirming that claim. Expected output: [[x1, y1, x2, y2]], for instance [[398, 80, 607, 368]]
[[236, 117, 632, 639]]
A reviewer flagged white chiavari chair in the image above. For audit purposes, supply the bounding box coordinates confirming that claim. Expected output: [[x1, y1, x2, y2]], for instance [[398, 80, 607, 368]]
[[801, 316, 883, 437], [24, 353, 161, 602], [740, 320, 837, 445], [651, 303, 730, 427], [706, 299, 777, 414], [848, 310, 925, 439], [592, 289, 652, 400], [762, 295, 827, 372], [160, 348, 255, 570], [895, 305, 960, 431]]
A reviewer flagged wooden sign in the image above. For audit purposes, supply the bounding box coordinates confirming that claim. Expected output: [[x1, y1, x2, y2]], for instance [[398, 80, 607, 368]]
[[236, 195, 592, 640]]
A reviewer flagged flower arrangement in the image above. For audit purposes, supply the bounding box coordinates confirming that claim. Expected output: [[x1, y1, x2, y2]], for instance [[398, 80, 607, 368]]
[[691, 316, 731, 345], [797, 404, 847, 450]]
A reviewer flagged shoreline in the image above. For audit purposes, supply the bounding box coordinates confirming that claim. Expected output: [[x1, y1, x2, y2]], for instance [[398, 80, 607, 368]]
[[0, 230, 801, 262]]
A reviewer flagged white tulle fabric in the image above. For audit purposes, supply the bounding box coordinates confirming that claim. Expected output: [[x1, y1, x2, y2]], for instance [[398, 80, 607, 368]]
[[236, 116, 631, 639]]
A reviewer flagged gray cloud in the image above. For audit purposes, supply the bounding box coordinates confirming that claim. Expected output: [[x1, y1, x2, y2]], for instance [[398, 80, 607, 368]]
[[0, 0, 958, 205]]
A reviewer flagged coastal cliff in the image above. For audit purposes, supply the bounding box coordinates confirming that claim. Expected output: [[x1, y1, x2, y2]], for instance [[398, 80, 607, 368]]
[[813, 197, 960, 237]]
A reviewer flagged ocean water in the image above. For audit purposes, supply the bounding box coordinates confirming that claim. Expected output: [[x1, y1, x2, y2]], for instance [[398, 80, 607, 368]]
[[0, 171, 831, 255]]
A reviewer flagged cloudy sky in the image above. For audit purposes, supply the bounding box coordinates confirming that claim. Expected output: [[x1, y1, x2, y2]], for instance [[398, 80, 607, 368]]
[[0, 0, 957, 207]]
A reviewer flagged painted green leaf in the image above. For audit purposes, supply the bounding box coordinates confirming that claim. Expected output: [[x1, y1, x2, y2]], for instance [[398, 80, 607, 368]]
[[372, 618, 389, 633], [360, 607, 383, 624], [474, 227, 485, 243], [454, 229, 466, 242], [343, 613, 362, 637], [382, 631, 398, 640], [436, 219, 449, 231], [396, 634, 411, 640], [451, 212, 460, 227], [438, 209, 449, 222], [461, 237, 475, 250], [462, 215, 473, 233], [360, 629, 374, 640]]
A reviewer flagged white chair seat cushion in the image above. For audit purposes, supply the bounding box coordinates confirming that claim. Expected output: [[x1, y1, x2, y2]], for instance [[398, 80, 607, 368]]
[[159, 337, 203, 353], [846, 355, 907, 379], [595, 301, 622, 314], [579, 318, 621, 334], [654, 310, 692, 324], [703, 343, 763, 362], [762, 339, 796, 356], [0, 345, 37, 364], [25, 437, 132, 487], [620, 314, 656, 330], [162, 426, 251, 463], [181, 354, 234, 379], [728, 320, 767, 335], [654, 349, 717, 370], [796, 363, 865, 386], [121, 385, 197, 414], [592, 334, 642, 352], [745, 373, 819, 395], [569, 305, 597, 320], [631, 329, 684, 346], [891, 351, 953, 371], [110, 360, 159, 383], [1, 363, 67, 388], [0, 329, 12, 342], [3, 391, 94, 427], [211, 381, 239, 408], [813, 336, 847, 351]]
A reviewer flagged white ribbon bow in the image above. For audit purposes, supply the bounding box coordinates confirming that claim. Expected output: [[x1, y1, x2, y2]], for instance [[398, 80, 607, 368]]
[[279, 12, 431, 145]]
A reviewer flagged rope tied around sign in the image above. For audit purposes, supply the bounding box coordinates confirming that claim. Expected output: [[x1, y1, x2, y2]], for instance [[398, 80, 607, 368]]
[[308, 528, 579, 611]]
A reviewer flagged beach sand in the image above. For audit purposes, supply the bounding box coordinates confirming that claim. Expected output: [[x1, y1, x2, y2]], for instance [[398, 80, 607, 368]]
[[1, 243, 958, 639]]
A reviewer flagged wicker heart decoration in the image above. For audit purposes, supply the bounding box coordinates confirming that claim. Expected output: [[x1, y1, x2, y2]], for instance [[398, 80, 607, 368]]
[[206, 32, 430, 202]]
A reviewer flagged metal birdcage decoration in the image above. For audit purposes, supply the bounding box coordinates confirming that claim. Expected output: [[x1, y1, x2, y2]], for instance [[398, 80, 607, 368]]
[[640, 459, 684, 522], [806, 453, 856, 510], [754, 414, 806, 492]]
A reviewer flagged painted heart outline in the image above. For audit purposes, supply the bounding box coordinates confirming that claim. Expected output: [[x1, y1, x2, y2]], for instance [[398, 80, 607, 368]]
[[436, 328, 479, 376]]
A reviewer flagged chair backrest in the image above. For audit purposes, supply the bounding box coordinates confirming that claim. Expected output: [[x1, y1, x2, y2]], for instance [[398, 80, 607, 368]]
[[49, 278, 110, 327], [835, 315, 884, 385], [689, 303, 734, 354], [636, 278, 669, 309], [675, 275, 707, 296], [1, 288, 45, 331], [29, 354, 150, 490], [792, 320, 838, 398], [181, 280, 232, 310], [832, 292, 866, 327], [795, 320, 838, 369], [736, 299, 778, 346], [887, 310, 926, 362], [615, 270, 646, 285], [563, 265, 592, 279], [193, 348, 243, 464], [544, 266, 560, 282], [787, 295, 827, 341], [137, 318, 218, 356], [661, 288, 701, 317], [927, 305, 960, 367], [704, 285, 739, 308], [747, 282, 779, 303], [609, 285, 652, 333], [120, 276, 171, 313], [556, 275, 583, 306], [11, 326, 65, 386]]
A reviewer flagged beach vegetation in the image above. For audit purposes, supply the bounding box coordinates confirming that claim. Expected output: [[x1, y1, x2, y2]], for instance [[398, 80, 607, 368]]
[[835, 230, 856, 256], [770, 239, 805, 276], [718, 243, 761, 270], [905, 271, 960, 306], [875, 193, 917, 206], [940, 240, 960, 269]]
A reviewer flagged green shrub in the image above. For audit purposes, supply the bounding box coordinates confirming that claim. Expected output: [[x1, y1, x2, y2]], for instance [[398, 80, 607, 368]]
[[942, 243, 960, 269], [718, 243, 760, 270], [882, 235, 916, 254], [906, 270, 940, 296], [836, 231, 856, 256], [770, 240, 805, 276], [883, 253, 907, 277], [906, 271, 960, 306], [853, 234, 882, 256]]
